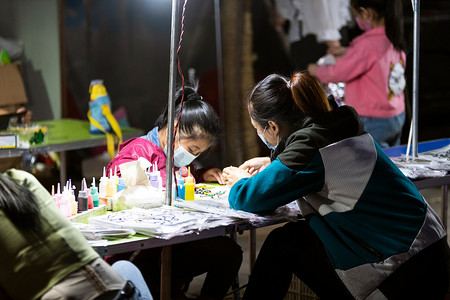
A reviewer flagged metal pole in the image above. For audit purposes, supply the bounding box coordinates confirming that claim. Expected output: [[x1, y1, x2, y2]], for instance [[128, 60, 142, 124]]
[[214, 0, 227, 168], [166, 0, 179, 206], [412, 0, 420, 158]]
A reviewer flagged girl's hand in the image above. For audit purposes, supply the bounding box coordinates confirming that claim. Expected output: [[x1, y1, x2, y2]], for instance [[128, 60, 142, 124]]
[[203, 167, 225, 185], [307, 63, 318, 77], [327, 45, 347, 58], [239, 157, 271, 176], [222, 166, 251, 187]]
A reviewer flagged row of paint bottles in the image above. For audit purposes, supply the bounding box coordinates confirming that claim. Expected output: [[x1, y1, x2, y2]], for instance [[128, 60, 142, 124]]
[[52, 177, 101, 218], [52, 181, 77, 218]]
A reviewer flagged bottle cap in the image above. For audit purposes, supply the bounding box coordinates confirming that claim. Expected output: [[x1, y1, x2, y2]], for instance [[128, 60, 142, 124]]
[[90, 177, 98, 194]]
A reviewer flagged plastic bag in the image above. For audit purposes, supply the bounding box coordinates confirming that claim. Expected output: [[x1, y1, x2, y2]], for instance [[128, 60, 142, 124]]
[[112, 157, 164, 210]]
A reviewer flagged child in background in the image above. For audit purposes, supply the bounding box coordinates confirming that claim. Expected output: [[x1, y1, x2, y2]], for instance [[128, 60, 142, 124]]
[[106, 84, 242, 300], [308, 0, 406, 148]]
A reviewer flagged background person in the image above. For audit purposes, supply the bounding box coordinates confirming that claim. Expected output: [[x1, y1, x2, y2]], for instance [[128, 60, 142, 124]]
[[223, 72, 449, 299], [308, 0, 406, 148]]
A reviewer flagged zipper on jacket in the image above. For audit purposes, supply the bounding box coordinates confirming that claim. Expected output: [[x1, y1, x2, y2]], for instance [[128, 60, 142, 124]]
[[339, 226, 384, 263]]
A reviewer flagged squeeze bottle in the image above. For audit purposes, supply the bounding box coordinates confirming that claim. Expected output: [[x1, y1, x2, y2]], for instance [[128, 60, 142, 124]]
[[99, 167, 108, 197], [83, 178, 94, 209], [177, 173, 185, 200], [184, 168, 195, 201], [90, 177, 100, 207], [149, 162, 163, 189], [69, 184, 77, 216], [117, 177, 126, 192], [77, 180, 88, 212], [55, 183, 62, 209]]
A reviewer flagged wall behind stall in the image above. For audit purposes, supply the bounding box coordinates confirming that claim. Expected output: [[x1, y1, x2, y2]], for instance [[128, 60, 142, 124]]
[[63, 0, 218, 132], [0, 0, 60, 121]]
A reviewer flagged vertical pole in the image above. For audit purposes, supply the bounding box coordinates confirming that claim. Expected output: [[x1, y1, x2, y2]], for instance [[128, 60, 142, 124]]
[[166, 0, 179, 206], [412, 0, 420, 158], [214, 0, 227, 168]]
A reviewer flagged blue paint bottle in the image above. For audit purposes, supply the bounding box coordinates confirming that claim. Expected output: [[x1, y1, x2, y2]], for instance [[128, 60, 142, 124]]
[[177, 173, 185, 200]]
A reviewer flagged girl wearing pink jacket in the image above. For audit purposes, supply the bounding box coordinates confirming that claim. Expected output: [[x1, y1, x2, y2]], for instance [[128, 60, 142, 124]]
[[309, 0, 406, 148]]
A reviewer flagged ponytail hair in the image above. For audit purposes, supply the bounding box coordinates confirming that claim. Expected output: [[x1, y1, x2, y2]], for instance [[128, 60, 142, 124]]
[[0, 173, 41, 231], [155, 83, 221, 147], [385, 0, 405, 51], [290, 72, 331, 117], [351, 0, 405, 51], [248, 72, 331, 128]]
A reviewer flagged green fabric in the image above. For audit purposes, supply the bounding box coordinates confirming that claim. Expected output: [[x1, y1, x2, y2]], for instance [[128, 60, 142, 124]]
[[0, 169, 99, 300]]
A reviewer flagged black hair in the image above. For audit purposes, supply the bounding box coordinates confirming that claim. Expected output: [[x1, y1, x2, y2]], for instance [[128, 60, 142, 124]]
[[248, 74, 304, 129], [0, 172, 41, 231], [155, 83, 221, 149], [248, 72, 331, 128], [351, 0, 405, 51]]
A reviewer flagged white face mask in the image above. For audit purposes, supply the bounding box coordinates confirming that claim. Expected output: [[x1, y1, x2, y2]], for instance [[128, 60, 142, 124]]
[[257, 126, 279, 150], [164, 145, 199, 167]]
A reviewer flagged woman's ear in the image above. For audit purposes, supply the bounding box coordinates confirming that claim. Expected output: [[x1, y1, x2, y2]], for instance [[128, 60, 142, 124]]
[[360, 7, 373, 21], [267, 120, 280, 136]]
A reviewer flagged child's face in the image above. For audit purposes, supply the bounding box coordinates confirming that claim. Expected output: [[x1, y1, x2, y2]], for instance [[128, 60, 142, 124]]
[[176, 136, 211, 157]]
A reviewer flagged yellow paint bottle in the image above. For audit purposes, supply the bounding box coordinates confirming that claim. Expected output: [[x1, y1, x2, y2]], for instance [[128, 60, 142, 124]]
[[184, 168, 195, 201]]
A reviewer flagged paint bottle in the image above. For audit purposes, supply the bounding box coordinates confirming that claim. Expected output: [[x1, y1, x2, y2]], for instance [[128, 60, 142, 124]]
[[55, 183, 62, 209], [177, 173, 185, 200], [117, 177, 126, 192], [83, 178, 94, 209], [184, 167, 195, 201], [51, 185, 57, 205], [99, 167, 108, 197], [106, 175, 117, 197], [149, 162, 162, 189], [60, 185, 71, 218], [77, 180, 88, 212], [106, 176, 117, 211], [90, 177, 100, 207], [68, 184, 77, 216], [112, 166, 119, 186]]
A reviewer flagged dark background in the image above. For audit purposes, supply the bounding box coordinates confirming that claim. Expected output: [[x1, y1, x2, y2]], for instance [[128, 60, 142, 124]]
[[62, 0, 450, 148]]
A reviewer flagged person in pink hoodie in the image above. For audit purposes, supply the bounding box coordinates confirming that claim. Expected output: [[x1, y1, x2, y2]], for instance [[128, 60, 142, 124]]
[[106, 85, 225, 185], [308, 0, 406, 148], [105, 84, 242, 300]]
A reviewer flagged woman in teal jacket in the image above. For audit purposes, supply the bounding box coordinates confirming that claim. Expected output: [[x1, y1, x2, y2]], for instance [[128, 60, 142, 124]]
[[223, 72, 449, 299]]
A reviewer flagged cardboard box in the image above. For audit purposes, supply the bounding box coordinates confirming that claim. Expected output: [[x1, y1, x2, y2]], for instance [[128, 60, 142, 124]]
[[0, 62, 28, 108]]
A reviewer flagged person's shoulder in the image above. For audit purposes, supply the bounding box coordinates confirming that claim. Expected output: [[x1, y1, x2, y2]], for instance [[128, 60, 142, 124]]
[[120, 137, 157, 150], [118, 137, 163, 157], [6, 168, 39, 185]]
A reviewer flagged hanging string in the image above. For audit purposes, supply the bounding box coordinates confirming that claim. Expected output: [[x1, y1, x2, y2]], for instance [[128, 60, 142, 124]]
[[173, 0, 188, 141], [171, 0, 188, 196]]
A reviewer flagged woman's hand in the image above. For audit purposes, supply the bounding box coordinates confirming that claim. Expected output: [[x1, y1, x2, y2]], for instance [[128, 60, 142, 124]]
[[239, 157, 271, 176], [203, 167, 225, 185], [222, 166, 251, 187]]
